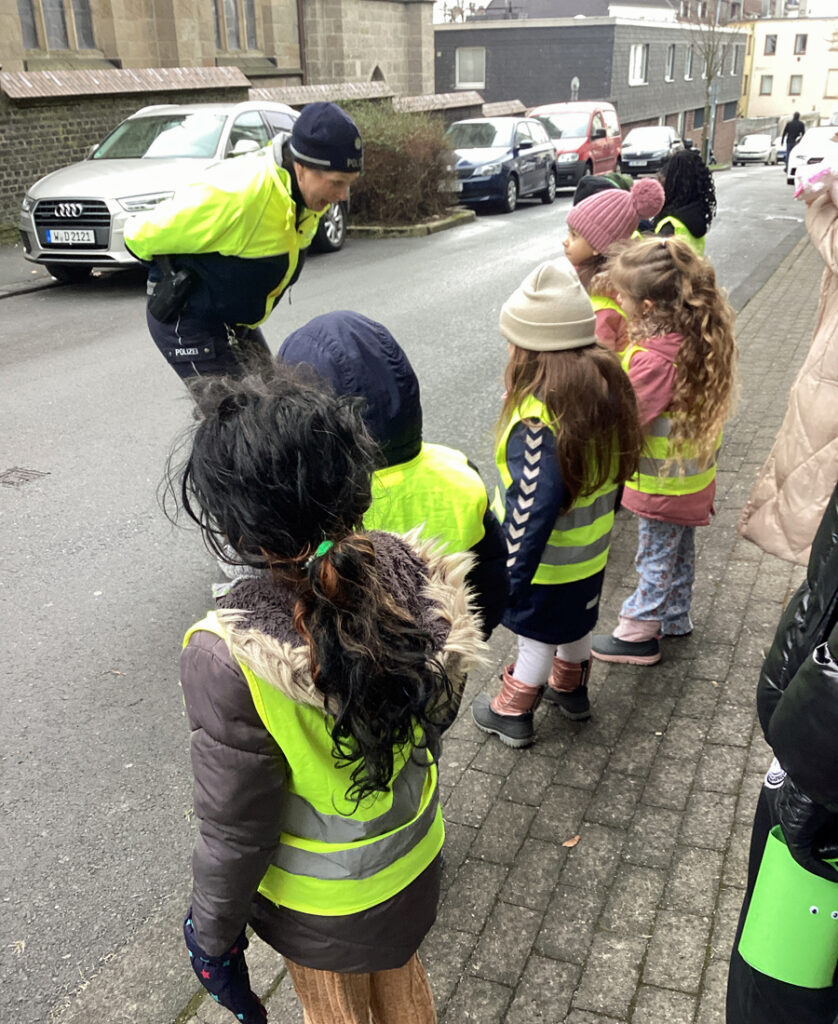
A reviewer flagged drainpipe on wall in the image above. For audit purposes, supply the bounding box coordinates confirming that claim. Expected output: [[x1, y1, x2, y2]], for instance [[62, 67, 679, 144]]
[[296, 0, 307, 85]]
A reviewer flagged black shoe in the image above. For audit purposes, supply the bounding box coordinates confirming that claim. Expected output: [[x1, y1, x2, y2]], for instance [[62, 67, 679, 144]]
[[471, 693, 536, 748], [591, 634, 661, 665], [543, 685, 591, 720]]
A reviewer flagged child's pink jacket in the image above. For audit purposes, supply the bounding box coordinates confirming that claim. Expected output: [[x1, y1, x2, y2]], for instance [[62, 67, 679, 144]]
[[622, 331, 716, 527]]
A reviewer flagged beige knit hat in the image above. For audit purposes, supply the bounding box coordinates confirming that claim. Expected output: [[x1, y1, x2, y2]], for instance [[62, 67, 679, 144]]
[[500, 259, 596, 352]]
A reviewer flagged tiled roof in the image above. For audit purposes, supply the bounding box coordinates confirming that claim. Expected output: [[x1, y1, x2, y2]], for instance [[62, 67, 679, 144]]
[[482, 99, 526, 115], [0, 65, 249, 100], [394, 91, 483, 111], [249, 81, 394, 106]]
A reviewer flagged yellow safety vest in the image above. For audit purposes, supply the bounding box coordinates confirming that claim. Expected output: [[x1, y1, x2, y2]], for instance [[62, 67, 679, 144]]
[[620, 343, 720, 496], [590, 295, 626, 318], [364, 443, 488, 554], [654, 216, 706, 257], [124, 148, 322, 325], [491, 395, 619, 585], [183, 613, 444, 917]]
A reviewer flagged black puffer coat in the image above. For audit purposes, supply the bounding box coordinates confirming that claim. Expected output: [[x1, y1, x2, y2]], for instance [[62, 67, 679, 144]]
[[757, 481, 838, 812]]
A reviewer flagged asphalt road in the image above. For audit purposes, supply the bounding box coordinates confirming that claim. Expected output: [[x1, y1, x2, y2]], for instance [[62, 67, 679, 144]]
[[0, 164, 805, 1024]]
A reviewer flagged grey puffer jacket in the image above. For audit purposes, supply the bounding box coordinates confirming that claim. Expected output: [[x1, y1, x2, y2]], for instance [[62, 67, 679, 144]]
[[180, 530, 487, 971], [757, 483, 838, 812]]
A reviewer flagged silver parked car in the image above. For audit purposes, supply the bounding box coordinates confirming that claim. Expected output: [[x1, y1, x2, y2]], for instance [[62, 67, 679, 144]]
[[18, 100, 348, 284], [619, 125, 683, 177], [732, 134, 778, 166]]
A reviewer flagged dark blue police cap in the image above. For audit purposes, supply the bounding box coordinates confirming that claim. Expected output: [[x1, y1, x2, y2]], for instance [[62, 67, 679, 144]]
[[289, 102, 363, 174]]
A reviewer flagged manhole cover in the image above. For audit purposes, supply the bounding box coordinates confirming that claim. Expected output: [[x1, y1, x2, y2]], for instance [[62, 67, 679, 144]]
[[0, 467, 50, 488]]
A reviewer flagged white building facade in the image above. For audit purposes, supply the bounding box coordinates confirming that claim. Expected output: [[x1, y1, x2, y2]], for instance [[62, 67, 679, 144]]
[[736, 15, 838, 121]]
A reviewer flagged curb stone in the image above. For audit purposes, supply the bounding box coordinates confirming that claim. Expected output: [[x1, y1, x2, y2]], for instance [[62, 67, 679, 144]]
[[346, 208, 476, 239]]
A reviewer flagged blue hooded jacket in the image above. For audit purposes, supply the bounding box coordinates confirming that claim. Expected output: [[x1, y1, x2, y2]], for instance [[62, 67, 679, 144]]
[[279, 311, 422, 468], [279, 311, 508, 637]]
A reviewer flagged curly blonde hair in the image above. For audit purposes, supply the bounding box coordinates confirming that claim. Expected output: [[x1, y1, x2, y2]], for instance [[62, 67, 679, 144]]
[[607, 236, 738, 469]]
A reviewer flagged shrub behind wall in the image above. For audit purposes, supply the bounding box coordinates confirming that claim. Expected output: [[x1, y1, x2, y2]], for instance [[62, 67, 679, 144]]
[[344, 102, 455, 225]]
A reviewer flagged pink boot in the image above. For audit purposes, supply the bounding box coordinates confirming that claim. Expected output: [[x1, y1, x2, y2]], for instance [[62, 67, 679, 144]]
[[543, 657, 592, 720], [471, 665, 543, 748]]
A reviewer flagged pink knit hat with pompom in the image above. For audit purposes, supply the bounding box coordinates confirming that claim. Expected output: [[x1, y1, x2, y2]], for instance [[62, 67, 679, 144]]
[[566, 177, 665, 254]]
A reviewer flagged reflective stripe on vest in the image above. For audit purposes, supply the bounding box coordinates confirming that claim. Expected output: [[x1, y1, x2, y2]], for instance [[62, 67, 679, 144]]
[[493, 395, 619, 585], [364, 442, 488, 554], [654, 216, 705, 256], [620, 343, 720, 496], [591, 294, 626, 318], [183, 613, 444, 917]]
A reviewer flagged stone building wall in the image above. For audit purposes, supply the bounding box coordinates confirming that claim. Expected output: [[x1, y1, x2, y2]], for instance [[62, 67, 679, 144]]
[[0, 0, 432, 93], [304, 0, 434, 95]]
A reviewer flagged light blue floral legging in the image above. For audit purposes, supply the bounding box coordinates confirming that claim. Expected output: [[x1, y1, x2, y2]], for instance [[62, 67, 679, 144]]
[[620, 516, 696, 637]]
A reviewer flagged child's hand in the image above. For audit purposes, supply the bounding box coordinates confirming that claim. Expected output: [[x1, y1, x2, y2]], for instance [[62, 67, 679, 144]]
[[184, 910, 268, 1024]]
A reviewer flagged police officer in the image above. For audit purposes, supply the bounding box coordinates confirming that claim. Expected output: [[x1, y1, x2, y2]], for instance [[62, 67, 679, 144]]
[[124, 102, 362, 381]]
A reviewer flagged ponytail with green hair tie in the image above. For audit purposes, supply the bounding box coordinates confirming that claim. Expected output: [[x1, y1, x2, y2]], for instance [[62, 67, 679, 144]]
[[306, 538, 334, 568]]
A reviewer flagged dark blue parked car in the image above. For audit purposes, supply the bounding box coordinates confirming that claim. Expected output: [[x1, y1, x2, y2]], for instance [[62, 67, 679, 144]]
[[445, 117, 558, 213]]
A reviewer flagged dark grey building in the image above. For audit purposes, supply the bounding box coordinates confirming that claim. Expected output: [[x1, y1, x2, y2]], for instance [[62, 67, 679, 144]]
[[434, 15, 745, 157]]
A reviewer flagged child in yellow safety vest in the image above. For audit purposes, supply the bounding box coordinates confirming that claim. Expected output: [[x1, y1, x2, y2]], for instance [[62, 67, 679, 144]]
[[471, 260, 643, 747], [278, 310, 509, 639], [172, 371, 487, 1024], [591, 236, 738, 666], [563, 177, 665, 352], [649, 148, 716, 257]]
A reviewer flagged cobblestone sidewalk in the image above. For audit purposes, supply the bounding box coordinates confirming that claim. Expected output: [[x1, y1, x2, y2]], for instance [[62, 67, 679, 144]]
[[183, 234, 822, 1024]]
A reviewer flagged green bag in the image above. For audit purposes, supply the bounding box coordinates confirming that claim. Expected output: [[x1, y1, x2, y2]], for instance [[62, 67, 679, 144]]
[[739, 825, 838, 989]]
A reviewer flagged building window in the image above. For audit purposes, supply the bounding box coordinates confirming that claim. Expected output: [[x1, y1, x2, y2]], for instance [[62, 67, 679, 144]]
[[764, 34, 776, 56], [794, 34, 807, 55], [723, 100, 737, 120], [16, 0, 38, 47], [455, 46, 485, 89], [760, 74, 773, 95], [693, 107, 704, 130], [730, 1, 741, 16], [665, 44, 675, 81], [629, 43, 649, 85], [732, 44, 741, 76], [789, 75, 802, 96], [826, 69, 838, 99], [16, 0, 96, 50], [213, 0, 258, 51], [72, 0, 95, 47], [685, 45, 693, 80]]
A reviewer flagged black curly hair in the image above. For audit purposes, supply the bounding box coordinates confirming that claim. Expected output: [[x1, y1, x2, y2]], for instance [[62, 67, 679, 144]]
[[659, 148, 716, 229], [166, 369, 453, 806]]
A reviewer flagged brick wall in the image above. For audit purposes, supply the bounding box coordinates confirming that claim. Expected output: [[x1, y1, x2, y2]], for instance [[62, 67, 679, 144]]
[[0, 86, 246, 241]]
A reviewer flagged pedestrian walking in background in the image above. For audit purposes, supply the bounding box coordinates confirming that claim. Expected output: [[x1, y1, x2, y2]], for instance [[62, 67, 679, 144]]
[[169, 370, 486, 1023], [649, 148, 716, 256], [726, 482, 838, 1024], [471, 260, 643, 745], [592, 236, 738, 666], [563, 177, 665, 351], [125, 102, 362, 382], [739, 166, 838, 564], [277, 310, 509, 639], [781, 111, 806, 172]]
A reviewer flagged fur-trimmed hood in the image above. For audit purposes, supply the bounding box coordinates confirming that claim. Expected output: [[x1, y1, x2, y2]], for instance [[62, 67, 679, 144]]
[[214, 529, 489, 712]]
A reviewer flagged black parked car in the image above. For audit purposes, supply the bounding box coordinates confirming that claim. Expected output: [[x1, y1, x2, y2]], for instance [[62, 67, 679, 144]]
[[619, 125, 683, 176], [444, 117, 558, 213]]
